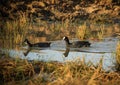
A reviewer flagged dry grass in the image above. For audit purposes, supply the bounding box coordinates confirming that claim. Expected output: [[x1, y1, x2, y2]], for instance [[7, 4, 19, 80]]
[[0, 57, 35, 83], [0, 13, 30, 48], [114, 42, 120, 71], [116, 42, 120, 64], [1, 17, 119, 49], [76, 23, 87, 40], [97, 25, 105, 40], [1, 12, 120, 50], [0, 55, 120, 85], [0, 1, 120, 84]]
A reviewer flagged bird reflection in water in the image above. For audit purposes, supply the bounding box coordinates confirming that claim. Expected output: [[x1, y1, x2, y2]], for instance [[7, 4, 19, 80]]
[[23, 48, 32, 56], [63, 47, 70, 57], [23, 47, 70, 57]]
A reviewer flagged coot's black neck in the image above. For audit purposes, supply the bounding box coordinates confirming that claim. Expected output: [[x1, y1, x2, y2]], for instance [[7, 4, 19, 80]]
[[25, 39, 33, 47], [65, 38, 71, 45]]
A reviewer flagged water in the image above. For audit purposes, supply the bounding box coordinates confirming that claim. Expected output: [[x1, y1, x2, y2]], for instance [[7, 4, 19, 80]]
[[1, 37, 119, 71]]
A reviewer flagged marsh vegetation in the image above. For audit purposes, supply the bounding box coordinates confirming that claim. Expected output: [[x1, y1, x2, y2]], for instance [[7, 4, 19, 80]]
[[0, 0, 120, 85]]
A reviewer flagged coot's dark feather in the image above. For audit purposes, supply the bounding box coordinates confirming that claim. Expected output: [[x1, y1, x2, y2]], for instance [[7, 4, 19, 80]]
[[63, 36, 91, 48], [24, 39, 51, 47]]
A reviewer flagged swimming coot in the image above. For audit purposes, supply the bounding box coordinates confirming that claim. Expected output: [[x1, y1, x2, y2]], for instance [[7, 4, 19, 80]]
[[63, 36, 91, 48], [24, 39, 51, 47]]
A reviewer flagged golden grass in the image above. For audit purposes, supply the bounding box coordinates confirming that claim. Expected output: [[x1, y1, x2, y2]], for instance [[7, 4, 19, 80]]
[[0, 57, 34, 83], [98, 0, 112, 5], [0, 1, 120, 84], [115, 42, 120, 71], [97, 25, 105, 40], [0, 13, 30, 48], [116, 42, 120, 64], [76, 23, 87, 40], [1, 12, 120, 49], [0, 55, 120, 85]]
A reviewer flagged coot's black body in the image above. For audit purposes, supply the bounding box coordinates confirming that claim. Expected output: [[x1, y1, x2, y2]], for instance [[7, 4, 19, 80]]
[[24, 39, 51, 47], [63, 36, 91, 48]]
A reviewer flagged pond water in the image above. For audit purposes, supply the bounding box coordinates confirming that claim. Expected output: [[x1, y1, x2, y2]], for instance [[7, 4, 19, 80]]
[[1, 37, 119, 71]]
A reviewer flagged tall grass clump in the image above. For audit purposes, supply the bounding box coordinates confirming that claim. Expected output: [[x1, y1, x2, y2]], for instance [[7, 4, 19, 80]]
[[26, 59, 100, 85], [0, 57, 35, 84], [48, 19, 76, 40], [1, 13, 30, 48], [97, 25, 105, 40], [28, 58, 120, 85], [76, 22, 90, 40]]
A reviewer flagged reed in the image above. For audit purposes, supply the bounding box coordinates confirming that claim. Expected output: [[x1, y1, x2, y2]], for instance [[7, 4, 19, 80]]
[[76, 23, 86, 40], [115, 42, 120, 71], [97, 25, 105, 40], [1, 13, 30, 48]]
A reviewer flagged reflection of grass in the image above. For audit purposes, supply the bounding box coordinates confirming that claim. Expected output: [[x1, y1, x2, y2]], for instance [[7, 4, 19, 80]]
[[1, 56, 120, 85]]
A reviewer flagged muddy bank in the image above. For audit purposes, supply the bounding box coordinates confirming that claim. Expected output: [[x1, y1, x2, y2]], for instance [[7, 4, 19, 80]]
[[0, 0, 120, 23]]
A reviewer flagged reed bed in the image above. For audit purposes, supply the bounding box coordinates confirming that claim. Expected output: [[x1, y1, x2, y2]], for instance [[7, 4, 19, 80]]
[[1, 12, 120, 49], [0, 14, 30, 49]]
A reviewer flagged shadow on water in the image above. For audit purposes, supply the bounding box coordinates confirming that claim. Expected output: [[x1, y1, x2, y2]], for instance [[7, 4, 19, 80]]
[[0, 37, 119, 71]]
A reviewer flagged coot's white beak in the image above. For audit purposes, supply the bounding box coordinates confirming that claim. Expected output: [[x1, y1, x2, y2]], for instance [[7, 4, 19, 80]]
[[24, 42, 27, 45], [63, 37, 66, 40]]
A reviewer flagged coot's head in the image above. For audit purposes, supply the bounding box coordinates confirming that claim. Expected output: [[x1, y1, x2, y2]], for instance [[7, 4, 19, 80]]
[[24, 39, 29, 44], [63, 36, 70, 44], [23, 39, 32, 47]]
